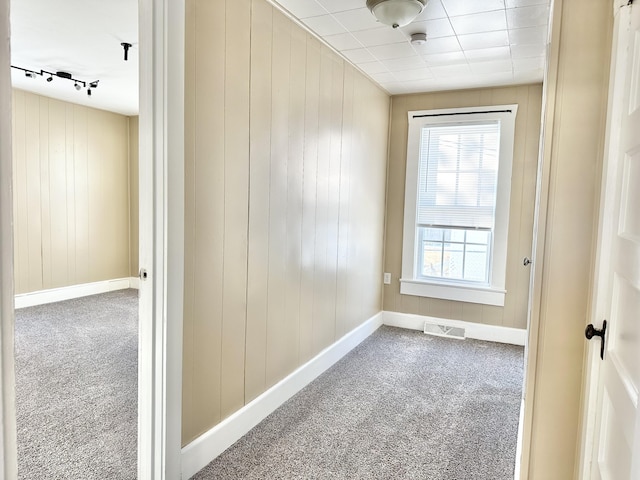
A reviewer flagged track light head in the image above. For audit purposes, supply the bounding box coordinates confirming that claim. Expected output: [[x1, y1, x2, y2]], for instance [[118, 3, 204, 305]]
[[25, 71, 36, 79], [87, 89, 92, 97], [46, 75, 53, 82], [74, 82, 81, 91], [89, 81, 99, 89]]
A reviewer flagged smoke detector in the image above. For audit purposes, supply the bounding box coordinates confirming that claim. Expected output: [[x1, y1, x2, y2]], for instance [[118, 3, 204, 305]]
[[410, 32, 427, 46]]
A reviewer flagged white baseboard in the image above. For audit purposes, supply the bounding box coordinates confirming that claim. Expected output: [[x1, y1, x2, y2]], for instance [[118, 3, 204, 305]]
[[14, 277, 139, 309], [382, 311, 526, 346], [181, 311, 384, 480]]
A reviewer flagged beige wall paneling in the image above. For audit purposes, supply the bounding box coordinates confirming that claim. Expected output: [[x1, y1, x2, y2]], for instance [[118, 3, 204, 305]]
[[298, 36, 321, 367], [182, 0, 196, 442], [244, 0, 272, 405], [190, 0, 226, 440], [48, 100, 70, 288], [523, 0, 613, 477], [86, 108, 130, 282], [220, 0, 251, 420], [38, 97, 52, 289], [383, 85, 543, 329], [12, 90, 131, 294], [183, 0, 390, 445], [283, 22, 306, 382], [335, 65, 354, 340], [73, 106, 90, 285], [265, 10, 292, 390], [129, 116, 139, 278]]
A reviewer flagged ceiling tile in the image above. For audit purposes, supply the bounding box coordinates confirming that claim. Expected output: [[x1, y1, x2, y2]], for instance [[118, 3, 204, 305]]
[[371, 71, 398, 83], [509, 25, 548, 45], [414, 0, 448, 20], [506, 5, 549, 29], [357, 61, 390, 75], [392, 68, 433, 81], [505, 0, 547, 7], [513, 68, 544, 83], [468, 71, 515, 85], [422, 51, 468, 66], [316, 0, 366, 13], [275, 0, 328, 19], [382, 55, 427, 71], [430, 63, 471, 78], [513, 56, 545, 71], [353, 26, 407, 47], [332, 8, 380, 32], [341, 48, 377, 63], [412, 36, 461, 55], [441, 0, 505, 17], [450, 10, 508, 35], [511, 43, 546, 58], [302, 14, 347, 36], [470, 59, 513, 74], [368, 42, 417, 60], [458, 30, 509, 50], [401, 18, 455, 39], [464, 46, 511, 61], [323, 32, 364, 50]]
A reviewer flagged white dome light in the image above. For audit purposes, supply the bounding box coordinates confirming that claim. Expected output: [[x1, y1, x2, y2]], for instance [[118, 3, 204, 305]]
[[366, 0, 428, 29]]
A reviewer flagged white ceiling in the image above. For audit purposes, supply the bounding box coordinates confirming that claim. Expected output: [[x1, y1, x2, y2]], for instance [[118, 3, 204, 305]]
[[10, 0, 138, 116], [275, 0, 550, 94], [9, 0, 549, 116]]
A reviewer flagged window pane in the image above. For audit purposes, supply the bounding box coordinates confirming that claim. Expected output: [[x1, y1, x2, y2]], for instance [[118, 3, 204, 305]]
[[423, 227, 443, 241], [447, 229, 465, 242], [442, 243, 464, 279], [421, 242, 443, 277], [466, 230, 489, 244], [464, 244, 488, 281]]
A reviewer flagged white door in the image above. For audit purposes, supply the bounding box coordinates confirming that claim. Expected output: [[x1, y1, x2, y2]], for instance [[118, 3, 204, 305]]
[[582, 2, 640, 479]]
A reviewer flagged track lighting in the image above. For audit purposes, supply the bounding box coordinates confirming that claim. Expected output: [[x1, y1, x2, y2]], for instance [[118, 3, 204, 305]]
[[10, 65, 100, 97]]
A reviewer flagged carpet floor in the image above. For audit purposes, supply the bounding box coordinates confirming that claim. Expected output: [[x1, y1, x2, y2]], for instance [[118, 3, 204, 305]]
[[15, 290, 138, 480], [192, 326, 524, 480]]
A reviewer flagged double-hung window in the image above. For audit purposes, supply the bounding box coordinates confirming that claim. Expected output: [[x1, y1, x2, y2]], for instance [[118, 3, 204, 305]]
[[400, 105, 518, 306]]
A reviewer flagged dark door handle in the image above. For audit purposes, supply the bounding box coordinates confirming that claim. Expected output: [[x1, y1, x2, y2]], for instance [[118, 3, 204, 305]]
[[585, 320, 607, 360]]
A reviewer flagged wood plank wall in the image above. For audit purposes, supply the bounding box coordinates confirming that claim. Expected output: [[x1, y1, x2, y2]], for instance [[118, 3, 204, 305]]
[[182, 0, 390, 445], [11, 89, 131, 294], [383, 85, 543, 330]]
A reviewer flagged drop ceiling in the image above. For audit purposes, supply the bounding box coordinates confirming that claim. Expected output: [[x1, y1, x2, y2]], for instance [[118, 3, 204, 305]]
[[275, 0, 550, 94], [9, 0, 549, 116]]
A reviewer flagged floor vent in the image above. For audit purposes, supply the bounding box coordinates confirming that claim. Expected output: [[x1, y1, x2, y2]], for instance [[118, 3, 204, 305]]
[[423, 322, 466, 340]]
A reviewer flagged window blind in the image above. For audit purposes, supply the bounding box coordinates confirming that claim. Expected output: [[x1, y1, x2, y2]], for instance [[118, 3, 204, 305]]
[[416, 121, 500, 230]]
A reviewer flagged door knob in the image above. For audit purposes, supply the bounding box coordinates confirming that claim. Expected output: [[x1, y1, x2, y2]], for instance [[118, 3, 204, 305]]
[[585, 320, 607, 360], [523, 257, 531, 266]]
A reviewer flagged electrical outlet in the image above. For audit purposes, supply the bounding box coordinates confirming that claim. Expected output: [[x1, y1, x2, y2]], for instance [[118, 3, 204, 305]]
[[383, 272, 391, 285]]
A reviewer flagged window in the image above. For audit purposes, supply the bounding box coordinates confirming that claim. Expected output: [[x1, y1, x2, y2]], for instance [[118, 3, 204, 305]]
[[400, 106, 518, 306]]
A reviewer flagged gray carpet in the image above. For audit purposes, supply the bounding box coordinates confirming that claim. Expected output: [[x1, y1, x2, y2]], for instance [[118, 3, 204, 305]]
[[15, 290, 138, 480], [192, 326, 524, 480]]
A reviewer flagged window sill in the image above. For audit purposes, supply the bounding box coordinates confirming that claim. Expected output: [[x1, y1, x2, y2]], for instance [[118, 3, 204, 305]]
[[399, 278, 506, 307]]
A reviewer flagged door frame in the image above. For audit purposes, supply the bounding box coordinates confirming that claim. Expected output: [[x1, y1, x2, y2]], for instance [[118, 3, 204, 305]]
[[137, 0, 185, 478], [0, 0, 186, 478], [0, 0, 17, 477]]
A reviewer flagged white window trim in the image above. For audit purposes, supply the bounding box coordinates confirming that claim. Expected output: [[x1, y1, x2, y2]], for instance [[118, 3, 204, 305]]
[[400, 105, 518, 307]]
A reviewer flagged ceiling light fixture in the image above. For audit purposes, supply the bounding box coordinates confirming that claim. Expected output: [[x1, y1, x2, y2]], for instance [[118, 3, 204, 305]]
[[366, 0, 428, 29], [11, 65, 99, 97], [121, 42, 132, 61]]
